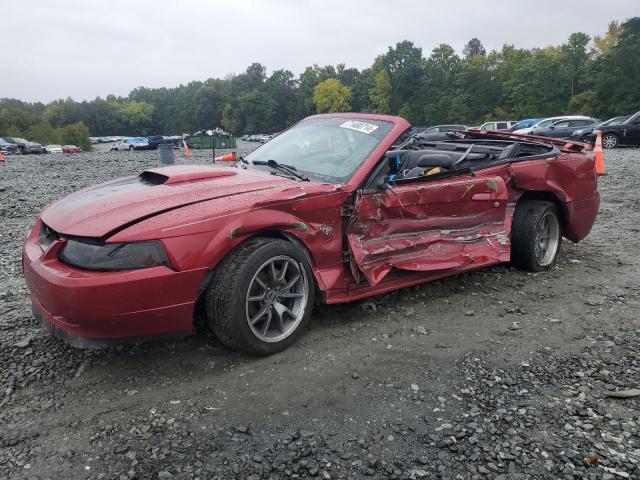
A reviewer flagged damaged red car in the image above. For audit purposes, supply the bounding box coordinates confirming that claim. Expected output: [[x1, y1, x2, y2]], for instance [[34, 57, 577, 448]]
[[23, 113, 600, 355]]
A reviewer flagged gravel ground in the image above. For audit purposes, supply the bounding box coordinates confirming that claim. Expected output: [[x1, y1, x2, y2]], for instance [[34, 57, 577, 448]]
[[0, 144, 639, 480]]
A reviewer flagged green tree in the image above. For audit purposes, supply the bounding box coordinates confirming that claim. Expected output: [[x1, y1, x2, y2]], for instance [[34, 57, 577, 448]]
[[60, 121, 91, 150], [313, 79, 351, 113], [562, 32, 591, 98], [593, 17, 640, 116], [116, 101, 154, 134], [463, 38, 486, 58], [23, 121, 59, 145], [594, 21, 621, 54], [380, 41, 425, 114], [369, 70, 392, 113]]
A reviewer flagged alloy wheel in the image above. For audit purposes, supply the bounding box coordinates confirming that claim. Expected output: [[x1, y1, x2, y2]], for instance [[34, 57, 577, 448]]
[[534, 211, 560, 266], [602, 135, 618, 148], [245, 255, 309, 343]]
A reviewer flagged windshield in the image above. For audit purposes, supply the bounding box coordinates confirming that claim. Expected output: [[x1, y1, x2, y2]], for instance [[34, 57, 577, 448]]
[[513, 119, 535, 129], [536, 119, 561, 128], [608, 116, 629, 125], [244, 117, 393, 183]]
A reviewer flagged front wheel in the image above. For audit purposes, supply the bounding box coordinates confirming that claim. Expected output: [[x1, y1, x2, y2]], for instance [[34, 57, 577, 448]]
[[511, 200, 562, 272], [602, 133, 618, 149], [206, 238, 315, 355]]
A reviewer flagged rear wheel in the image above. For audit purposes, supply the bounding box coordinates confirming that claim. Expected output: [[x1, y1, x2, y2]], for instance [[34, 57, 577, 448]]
[[511, 200, 562, 271], [206, 238, 315, 355], [602, 133, 618, 149]]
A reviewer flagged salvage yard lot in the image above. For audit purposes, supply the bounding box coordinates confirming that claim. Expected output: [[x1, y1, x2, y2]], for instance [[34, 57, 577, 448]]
[[1, 146, 639, 479]]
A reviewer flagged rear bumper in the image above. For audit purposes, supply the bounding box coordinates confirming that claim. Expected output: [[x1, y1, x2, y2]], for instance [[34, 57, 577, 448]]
[[564, 192, 600, 242], [22, 221, 206, 346]]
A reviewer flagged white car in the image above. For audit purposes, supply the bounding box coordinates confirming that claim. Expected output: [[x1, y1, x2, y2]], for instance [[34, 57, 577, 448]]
[[44, 144, 63, 154], [513, 116, 593, 135], [479, 121, 517, 131], [110, 137, 148, 151]]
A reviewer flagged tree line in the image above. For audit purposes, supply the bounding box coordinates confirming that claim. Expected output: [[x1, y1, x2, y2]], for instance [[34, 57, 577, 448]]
[[1, 17, 638, 145]]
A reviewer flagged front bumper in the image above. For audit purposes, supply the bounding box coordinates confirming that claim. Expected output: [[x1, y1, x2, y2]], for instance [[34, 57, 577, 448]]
[[22, 220, 206, 346]]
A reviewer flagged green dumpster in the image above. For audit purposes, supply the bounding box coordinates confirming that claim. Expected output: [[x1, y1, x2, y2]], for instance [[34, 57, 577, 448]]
[[186, 134, 236, 149]]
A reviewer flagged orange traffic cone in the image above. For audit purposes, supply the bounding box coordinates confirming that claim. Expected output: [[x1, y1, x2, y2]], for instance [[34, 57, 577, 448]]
[[593, 130, 606, 176], [215, 152, 237, 162], [0, 151, 4, 163], [183, 140, 191, 157]]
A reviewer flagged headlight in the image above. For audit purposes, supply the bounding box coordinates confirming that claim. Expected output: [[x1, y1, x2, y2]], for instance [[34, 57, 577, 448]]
[[39, 222, 58, 249], [59, 239, 170, 271]]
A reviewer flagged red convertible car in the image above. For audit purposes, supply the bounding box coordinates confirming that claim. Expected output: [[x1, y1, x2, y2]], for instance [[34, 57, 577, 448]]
[[62, 145, 82, 154], [23, 114, 600, 355]]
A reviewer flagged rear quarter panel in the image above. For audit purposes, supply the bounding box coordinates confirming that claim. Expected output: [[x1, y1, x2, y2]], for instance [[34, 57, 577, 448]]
[[507, 151, 599, 242]]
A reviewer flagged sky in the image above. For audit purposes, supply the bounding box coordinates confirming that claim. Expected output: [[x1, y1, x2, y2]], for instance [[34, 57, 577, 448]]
[[2, 0, 638, 103]]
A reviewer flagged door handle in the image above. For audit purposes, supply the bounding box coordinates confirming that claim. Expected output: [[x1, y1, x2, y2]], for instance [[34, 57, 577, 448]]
[[471, 193, 491, 201]]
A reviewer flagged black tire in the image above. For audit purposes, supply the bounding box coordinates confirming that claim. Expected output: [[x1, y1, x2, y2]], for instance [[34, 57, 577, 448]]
[[511, 200, 562, 272], [602, 133, 619, 149], [206, 238, 315, 355]]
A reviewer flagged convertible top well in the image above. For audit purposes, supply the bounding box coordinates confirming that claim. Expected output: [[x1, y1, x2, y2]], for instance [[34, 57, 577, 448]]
[[368, 130, 562, 189]]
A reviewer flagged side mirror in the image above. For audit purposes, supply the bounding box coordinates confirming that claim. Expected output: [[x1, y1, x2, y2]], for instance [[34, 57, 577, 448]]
[[379, 152, 403, 188], [388, 154, 399, 170], [549, 126, 556, 130]]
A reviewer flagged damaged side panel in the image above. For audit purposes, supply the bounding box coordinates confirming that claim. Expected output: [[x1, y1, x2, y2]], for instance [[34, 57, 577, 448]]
[[347, 175, 511, 285]]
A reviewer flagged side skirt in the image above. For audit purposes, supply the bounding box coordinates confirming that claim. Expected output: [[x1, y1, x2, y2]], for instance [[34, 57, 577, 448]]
[[322, 260, 503, 304]]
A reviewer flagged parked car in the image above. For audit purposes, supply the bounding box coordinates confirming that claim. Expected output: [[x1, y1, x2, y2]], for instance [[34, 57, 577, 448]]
[[478, 121, 516, 131], [568, 115, 630, 143], [512, 116, 589, 135], [23, 114, 600, 355], [1, 137, 43, 154], [62, 145, 83, 154], [509, 118, 541, 131], [44, 145, 63, 154], [530, 117, 600, 139], [110, 137, 148, 151], [586, 110, 640, 148], [162, 136, 183, 146], [422, 124, 468, 134], [146, 135, 166, 150], [0, 138, 19, 155]]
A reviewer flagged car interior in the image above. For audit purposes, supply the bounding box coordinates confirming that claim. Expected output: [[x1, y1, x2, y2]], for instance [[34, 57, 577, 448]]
[[365, 131, 559, 190]]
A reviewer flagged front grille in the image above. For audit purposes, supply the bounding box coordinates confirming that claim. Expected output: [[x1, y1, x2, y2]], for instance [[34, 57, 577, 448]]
[[39, 222, 59, 249]]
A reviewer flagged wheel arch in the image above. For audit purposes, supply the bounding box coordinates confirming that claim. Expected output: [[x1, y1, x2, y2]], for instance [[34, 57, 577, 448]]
[[516, 190, 568, 228], [192, 229, 322, 328], [601, 131, 619, 147]]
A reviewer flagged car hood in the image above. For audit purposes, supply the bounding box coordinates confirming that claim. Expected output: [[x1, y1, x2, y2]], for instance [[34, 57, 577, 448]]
[[40, 165, 305, 238]]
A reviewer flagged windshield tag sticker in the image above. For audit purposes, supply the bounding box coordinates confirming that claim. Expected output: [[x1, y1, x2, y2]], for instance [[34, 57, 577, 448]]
[[339, 120, 378, 134]]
